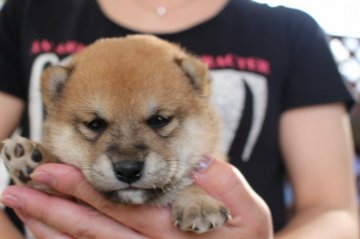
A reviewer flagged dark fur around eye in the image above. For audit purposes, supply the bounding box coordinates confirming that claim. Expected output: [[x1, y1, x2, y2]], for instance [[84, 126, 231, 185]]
[[85, 118, 108, 132], [146, 115, 171, 129]]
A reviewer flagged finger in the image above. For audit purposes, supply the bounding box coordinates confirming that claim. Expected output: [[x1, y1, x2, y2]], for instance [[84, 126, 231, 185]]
[[15, 209, 73, 239], [31, 163, 99, 202], [30, 164, 142, 222], [193, 157, 271, 220], [30, 164, 176, 234], [30, 164, 128, 222], [29, 164, 206, 238], [29, 163, 270, 238], [1, 186, 146, 239]]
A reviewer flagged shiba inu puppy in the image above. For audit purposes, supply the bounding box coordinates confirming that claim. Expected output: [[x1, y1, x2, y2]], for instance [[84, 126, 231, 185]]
[[1, 35, 230, 233]]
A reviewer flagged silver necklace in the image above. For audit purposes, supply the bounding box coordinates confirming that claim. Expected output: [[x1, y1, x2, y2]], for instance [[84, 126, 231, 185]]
[[134, 0, 191, 17], [156, 6, 167, 16]]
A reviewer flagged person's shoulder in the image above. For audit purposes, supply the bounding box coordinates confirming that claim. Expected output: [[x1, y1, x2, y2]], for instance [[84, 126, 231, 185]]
[[4, 0, 87, 7], [18, 0, 89, 11], [226, 0, 319, 34], [232, 1, 319, 28], [2, 0, 89, 15], [276, 6, 320, 32]]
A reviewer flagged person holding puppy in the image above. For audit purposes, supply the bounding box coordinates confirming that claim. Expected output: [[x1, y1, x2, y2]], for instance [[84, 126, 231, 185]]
[[0, 0, 358, 238]]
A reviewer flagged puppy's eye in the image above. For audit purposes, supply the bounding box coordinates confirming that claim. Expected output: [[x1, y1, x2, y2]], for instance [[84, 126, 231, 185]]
[[146, 115, 171, 129], [85, 118, 107, 132]]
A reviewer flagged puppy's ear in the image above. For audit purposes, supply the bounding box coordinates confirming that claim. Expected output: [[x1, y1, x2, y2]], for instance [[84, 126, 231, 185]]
[[175, 56, 211, 97], [41, 64, 74, 107]]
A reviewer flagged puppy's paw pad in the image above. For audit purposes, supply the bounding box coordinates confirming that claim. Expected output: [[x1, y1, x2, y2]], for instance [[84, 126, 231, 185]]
[[173, 198, 230, 233], [14, 143, 25, 157], [31, 148, 43, 163], [1, 136, 43, 184]]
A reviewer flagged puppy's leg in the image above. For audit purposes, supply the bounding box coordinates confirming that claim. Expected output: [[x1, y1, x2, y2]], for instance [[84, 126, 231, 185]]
[[172, 184, 231, 233], [1, 136, 58, 189]]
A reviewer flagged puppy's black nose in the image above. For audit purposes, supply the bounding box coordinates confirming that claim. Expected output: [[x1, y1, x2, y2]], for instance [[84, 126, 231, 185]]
[[113, 160, 144, 184]]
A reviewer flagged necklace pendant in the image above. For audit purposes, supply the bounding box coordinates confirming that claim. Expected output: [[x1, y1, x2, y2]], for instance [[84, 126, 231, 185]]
[[156, 6, 167, 16]]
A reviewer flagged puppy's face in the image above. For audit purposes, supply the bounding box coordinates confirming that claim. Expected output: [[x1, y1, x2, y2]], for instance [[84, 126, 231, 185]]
[[41, 35, 219, 204]]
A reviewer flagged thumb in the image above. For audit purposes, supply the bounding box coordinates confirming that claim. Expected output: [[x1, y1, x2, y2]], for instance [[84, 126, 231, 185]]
[[192, 156, 270, 217], [31, 163, 103, 203]]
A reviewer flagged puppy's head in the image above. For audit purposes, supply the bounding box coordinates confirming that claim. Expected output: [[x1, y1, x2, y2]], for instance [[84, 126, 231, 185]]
[[41, 35, 220, 204]]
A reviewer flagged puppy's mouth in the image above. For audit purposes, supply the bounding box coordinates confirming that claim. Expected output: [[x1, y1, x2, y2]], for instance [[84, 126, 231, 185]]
[[87, 155, 185, 204], [102, 186, 167, 204]]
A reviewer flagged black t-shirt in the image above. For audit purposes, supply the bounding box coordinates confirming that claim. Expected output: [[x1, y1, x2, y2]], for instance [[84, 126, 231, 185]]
[[0, 0, 353, 233]]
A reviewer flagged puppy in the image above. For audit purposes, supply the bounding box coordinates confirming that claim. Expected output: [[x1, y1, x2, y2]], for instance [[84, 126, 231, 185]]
[[1, 35, 230, 233]]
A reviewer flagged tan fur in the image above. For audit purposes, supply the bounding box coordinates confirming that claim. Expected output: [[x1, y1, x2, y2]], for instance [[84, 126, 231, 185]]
[[2, 35, 230, 233]]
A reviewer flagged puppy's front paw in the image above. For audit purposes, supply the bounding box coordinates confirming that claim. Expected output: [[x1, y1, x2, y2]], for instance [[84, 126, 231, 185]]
[[1, 136, 45, 185], [172, 187, 231, 233]]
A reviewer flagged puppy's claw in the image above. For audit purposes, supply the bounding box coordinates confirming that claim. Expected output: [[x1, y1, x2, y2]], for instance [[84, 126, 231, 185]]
[[209, 222, 216, 229], [223, 210, 232, 222], [192, 224, 200, 232], [174, 220, 180, 227]]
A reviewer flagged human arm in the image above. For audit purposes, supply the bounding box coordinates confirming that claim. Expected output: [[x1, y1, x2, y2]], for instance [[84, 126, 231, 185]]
[[0, 92, 24, 139], [0, 209, 24, 239], [0, 91, 25, 239], [1, 158, 273, 239], [275, 102, 359, 238]]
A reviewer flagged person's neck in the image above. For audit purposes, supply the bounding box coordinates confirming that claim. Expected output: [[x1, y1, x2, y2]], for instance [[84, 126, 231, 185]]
[[97, 0, 229, 34]]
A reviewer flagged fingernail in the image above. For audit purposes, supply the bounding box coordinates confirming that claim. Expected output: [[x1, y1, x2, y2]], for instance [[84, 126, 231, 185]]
[[31, 171, 55, 186], [1, 194, 22, 209], [195, 155, 214, 172]]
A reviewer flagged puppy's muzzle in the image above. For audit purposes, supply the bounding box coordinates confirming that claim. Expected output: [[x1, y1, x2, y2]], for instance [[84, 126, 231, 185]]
[[113, 160, 144, 184]]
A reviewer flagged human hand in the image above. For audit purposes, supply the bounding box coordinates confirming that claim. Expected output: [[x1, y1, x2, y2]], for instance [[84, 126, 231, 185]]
[[1, 157, 273, 239]]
